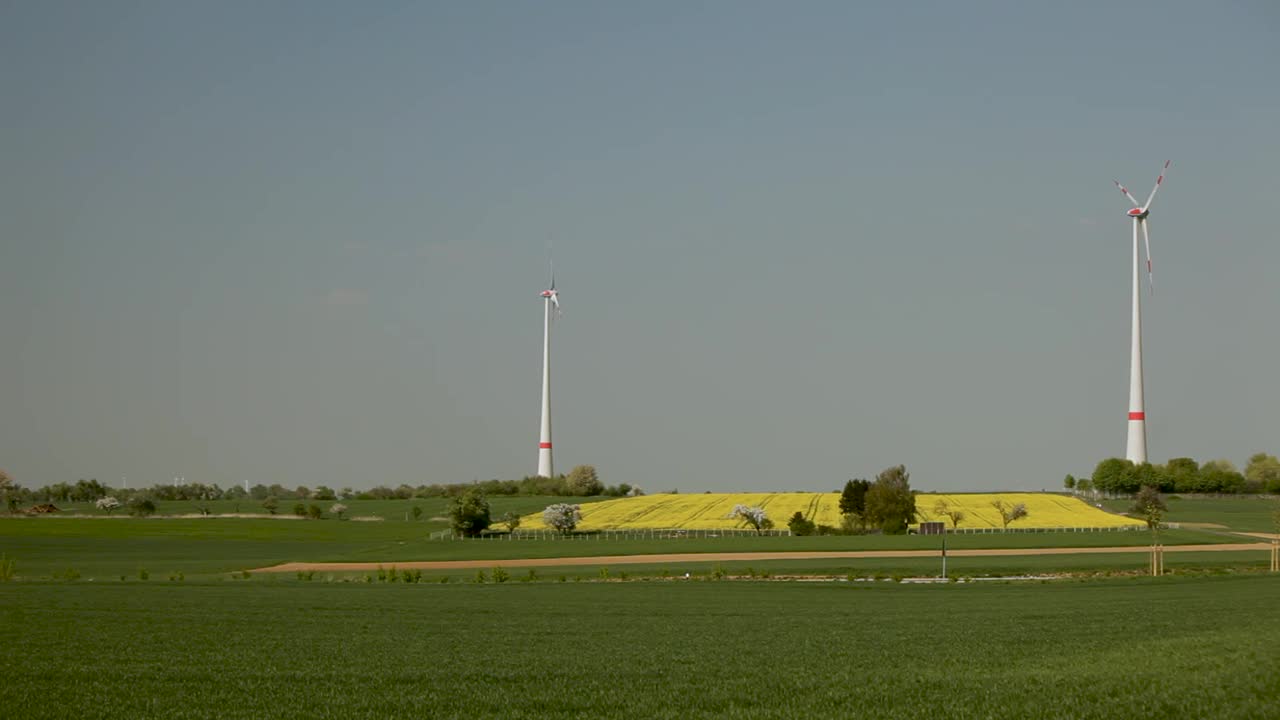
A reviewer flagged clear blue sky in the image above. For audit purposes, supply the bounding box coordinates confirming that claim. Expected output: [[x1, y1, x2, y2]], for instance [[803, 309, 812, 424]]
[[2, 1, 1278, 492]]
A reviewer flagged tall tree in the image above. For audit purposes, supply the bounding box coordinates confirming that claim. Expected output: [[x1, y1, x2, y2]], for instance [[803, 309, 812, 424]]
[[566, 465, 603, 496], [839, 479, 870, 518], [1245, 453, 1280, 494], [1092, 458, 1137, 494], [865, 465, 916, 535], [1164, 457, 1201, 493]]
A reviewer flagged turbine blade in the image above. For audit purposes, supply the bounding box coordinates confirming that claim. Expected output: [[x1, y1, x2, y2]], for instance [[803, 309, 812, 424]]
[[1143, 160, 1171, 211], [1114, 180, 1141, 208], [1140, 219, 1153, 295], [550, 292, 561, 318]]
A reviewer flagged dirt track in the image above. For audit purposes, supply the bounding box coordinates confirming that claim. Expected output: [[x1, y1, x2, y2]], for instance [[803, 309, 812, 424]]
[[252, 542, 1272, 573]]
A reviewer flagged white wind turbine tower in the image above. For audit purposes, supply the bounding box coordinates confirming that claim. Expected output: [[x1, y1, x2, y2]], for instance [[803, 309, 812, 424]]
[[1113, 160, 1170, 464], [536, 264, 561, 478]]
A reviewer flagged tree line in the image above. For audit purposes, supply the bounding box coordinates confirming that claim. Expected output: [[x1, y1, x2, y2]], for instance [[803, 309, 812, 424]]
[[1069, 453, 1280, 496], [0, 464, 626, 513]]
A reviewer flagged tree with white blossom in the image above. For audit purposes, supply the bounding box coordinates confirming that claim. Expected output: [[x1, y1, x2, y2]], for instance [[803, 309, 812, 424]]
[[729, 504, 773, 534], [330, 503, 348, 520], [543, 503, 582, 533], [95, 496, 121, 515]]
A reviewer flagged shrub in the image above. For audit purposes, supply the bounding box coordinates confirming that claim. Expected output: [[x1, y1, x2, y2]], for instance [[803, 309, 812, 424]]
[[491, 567, 510, 583], [138, 568, 150, 581], [262, 496, 279, 515], [129, 498, 157, 517], [56, 568, 81, 581], [449, 491, 491, 537], [523, 569, 538, 583], [543, 503, 583, 533], [501, 511, 522, 533], [473, 569, 487, 584], [307, 503, 323, 520], [787, 511, 816, 536], [412, 505, 423, 521], [728, 505, 773, 534], [292, 503, 307, 517]]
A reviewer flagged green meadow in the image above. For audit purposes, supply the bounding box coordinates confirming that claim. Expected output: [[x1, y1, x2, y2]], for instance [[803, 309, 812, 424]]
[[0, 512, 1238, 579]]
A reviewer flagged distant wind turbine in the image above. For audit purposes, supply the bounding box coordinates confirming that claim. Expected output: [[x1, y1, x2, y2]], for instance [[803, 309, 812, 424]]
[[1112, 160, 1170, 464], [536, 262, 561, 478]]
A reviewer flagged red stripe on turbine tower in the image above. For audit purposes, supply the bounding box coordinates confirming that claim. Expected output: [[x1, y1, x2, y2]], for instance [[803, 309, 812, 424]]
[[539, 442, 552, 449], [1129, 412, 1145, 421]]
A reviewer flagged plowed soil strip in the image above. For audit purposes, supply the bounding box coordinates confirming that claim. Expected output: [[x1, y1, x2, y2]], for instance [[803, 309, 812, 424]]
[[252, 542, 1271, 573]]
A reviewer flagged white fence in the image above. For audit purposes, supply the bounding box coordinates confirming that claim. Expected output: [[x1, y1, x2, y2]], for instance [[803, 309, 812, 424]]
[[432, 528, 793, 541], [927, 524, 1151, 534], [429, 525, 1160, 541]]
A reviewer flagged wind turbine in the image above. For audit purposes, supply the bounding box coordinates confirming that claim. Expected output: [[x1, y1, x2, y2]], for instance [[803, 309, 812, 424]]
[[1113, 160, 1170, 465], [536, 263, 561, 478]]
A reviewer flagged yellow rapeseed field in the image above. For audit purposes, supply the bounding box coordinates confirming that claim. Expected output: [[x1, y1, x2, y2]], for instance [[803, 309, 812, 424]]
[[518, 492, 1140, 531]]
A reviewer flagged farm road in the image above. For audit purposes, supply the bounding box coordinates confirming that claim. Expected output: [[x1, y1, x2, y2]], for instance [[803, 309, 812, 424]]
[[253, 542, 1272, 573]]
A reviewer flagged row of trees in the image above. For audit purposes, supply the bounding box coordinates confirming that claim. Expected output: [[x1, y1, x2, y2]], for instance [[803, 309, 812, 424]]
[[1073, 454, 1280, 495], [838, 466, 918, 534], [0, 464, 628, 512]]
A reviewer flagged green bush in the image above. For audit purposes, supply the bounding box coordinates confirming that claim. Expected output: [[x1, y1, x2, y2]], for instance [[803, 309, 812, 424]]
[[138, 568, 150, 581], [473, 569, 487, 584], [449, 490, 491, 537], [491, 567, 510, 584], [787, 512, 816, 536], [292, 503, 307, 517], [129, 498, 157, 517]]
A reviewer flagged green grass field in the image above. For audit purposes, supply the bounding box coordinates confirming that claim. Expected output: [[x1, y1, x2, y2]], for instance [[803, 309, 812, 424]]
[[0, 515, 1234, 579], [3, 576, 1279, 719], [1099, 495, 1280, 533]]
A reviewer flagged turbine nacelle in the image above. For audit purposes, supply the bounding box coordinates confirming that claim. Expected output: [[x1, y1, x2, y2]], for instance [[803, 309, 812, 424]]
[[1127, 207, 1149, 219]]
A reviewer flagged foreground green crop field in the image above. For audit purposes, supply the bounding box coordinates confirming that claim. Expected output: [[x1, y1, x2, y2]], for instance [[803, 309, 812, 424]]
[[2, 577, 1279, 719]]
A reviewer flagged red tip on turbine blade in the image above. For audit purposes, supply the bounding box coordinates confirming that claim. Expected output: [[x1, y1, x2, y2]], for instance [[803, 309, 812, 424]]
[[539, 442, 552, 449], [1129, 412, 1145, 421]]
